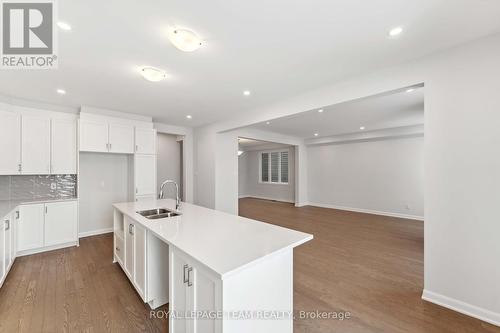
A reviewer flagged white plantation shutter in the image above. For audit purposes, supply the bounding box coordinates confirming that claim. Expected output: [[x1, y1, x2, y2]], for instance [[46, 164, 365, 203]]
[[280, 151, 288, 183], [261, 153, 269, 182], [271, 152, 279, 182]]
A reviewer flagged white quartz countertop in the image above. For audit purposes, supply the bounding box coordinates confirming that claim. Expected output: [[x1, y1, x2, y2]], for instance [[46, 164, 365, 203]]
[[113, 199, 313, 279]]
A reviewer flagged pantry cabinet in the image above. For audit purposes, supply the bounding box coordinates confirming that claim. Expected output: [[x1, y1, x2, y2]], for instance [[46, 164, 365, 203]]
[[135, 128, 156, 154], [0, 110, 21, 175], [134, 154, 156, 196]]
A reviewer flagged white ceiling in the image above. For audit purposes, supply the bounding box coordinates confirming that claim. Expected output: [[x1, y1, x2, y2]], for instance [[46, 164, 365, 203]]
[[0, 0, 499, 127], [249, 86, 424, 138], [238, 138, 290, 151]]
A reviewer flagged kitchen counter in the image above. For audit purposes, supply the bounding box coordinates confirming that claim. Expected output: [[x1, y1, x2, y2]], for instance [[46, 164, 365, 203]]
[[113, 198, 313, 279], [0, 197, 78, 217]]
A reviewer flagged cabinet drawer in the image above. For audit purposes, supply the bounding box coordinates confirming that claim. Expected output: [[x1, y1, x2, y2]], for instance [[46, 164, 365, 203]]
[[115, 234, 124, 264]]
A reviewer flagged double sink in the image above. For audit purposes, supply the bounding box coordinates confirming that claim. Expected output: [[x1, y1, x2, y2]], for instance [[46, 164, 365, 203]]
[[137, 208, 181, 220]]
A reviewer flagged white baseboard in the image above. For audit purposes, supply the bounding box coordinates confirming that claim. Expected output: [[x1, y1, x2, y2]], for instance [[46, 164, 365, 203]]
[[17, 241, 78, 257], [79, 227, 113, 238], [239, 195, 295, 204], [422, 289, 500, 327], [306, 202, 424, 221]]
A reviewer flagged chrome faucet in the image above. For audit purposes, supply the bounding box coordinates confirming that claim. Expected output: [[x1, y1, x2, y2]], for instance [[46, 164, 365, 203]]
[[159, 180, 181, 211]]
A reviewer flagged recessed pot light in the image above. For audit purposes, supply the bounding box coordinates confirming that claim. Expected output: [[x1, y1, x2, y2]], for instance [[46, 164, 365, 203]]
[[360, 126, 365, 130], [56, 89, 66, 95], [266, 121, 271, 125], [168, 29, 203, 52], [243, 90, 251, 96], [57, 21, 72, 31], [314, 133, 319, 137], [389, 26, 403, 37], [406, 88, 415, 93], [140, 66, 167, 82], [186, 115, 192, 119], [318, 109, 324, 113], [238, 150, 244, 156]]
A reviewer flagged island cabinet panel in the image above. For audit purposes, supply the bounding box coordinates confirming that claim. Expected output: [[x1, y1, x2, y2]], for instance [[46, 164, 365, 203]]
[[134, 223, 147, 299], [125, 216, 135, 279], [169, 247, 221, 333]]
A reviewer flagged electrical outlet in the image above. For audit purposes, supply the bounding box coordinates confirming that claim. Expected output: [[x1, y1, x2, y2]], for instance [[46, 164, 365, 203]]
[[50, 182, 57, 190]]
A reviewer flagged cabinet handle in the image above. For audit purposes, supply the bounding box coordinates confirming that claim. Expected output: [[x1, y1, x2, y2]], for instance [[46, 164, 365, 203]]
[[183, 264, 189, 283], [18, 163, 22, 172], [135, 144, 138, 152], [187, 267, 193, 287], [109, 143, 112, 150], [115, 246, 120, 252], [45, 206, 48, 214], [16, 211, 19, 219], [129, 224, 134, 235], [4, 219, 9, 231]]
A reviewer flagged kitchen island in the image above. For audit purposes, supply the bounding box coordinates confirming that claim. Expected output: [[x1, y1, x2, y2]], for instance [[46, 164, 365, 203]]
[[112, 198, 313, 333]]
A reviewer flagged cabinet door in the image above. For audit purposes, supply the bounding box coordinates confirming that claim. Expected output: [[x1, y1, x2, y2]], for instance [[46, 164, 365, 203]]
[[44, 201, 77, 247], [124, 217, 135, 279], [0, 110, 21, 175], [21, 115, 51, 174], [0, 216, 5, 282], [134, 223, 146, 299], [135, 154, 156, 196], [109, 123, 134, 154], [170, 249, 189, 333], [79, 120, 108, 152], [135, 128, 156, 154], [11, 210, 17, 262], [191, 264, 218, 333], [18, 204, 44, 252], [51, 119, 77, 174], [4, 217, 12, 271]]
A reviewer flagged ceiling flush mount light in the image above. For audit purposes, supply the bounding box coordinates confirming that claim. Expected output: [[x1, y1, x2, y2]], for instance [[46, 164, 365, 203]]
[[57, 21, 72, 31], [186, 115, 192, 119], [56, 88, 66, 95], [318, 109, 324, 113], [140, 66, 167, 82], [360, 126, 365, 130], [389, 26, 403, 37], [243, 90, 251, 96], [169, 29, 203, 52]]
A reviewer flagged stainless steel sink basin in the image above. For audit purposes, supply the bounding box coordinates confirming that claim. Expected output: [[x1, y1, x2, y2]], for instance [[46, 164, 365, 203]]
[[137, 208, 181, 219]]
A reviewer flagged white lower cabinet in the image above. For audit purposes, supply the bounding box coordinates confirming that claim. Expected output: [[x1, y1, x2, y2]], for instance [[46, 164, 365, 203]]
[[114, 212, 168, 309], [18, 201, 78, 255], [170, 247, 220, 333], [1, 210, 17, 288]]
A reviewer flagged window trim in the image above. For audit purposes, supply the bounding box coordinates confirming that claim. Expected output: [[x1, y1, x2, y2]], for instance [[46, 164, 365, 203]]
[[258, 149, 290, 185]]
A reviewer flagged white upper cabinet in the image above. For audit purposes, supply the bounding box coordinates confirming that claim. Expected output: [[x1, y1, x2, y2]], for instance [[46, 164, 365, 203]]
[[109, 123, 134, 154], [51, 119, 77, 174], [21, 115, 51, 174], [135, 154, 156, 196], [135, 128, 156, 154], [0, 110, 21, 174], [79, 119, 109, 153]]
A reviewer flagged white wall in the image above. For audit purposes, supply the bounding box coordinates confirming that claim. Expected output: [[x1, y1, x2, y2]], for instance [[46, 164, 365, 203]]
[[307, 136, 423, 219], [239, 148, 295, 203], [193, 33, 500, 325], [157, 133, 182, 199], [78, 153, 130, 236]]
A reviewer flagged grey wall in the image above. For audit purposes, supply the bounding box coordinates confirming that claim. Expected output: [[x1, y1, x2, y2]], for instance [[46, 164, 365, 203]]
[[157, 133, 182, 199], [238, 148, 295, 203], [307, 136, 424, 218], [79, 153, 130, 235]]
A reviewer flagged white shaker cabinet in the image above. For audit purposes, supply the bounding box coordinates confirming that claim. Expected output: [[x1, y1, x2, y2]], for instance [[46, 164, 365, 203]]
[[51, 119, 77, 174], [21, 115, 51, 175], [79, 120, 109, 153], [124, 217, 147, 300], [17, 204, 45, 252], [0, 215, 4, 285], [0, 110, 21, 174], [134, 154, 156, 196], [44, 201, 77, 247], [109, 123, 135, 154], [1, 210, 17, 288], [135, 128, 156, 154]]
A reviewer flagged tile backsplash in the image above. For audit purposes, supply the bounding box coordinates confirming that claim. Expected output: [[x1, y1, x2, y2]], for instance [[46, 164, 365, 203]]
[[0, 175, 77, 201]]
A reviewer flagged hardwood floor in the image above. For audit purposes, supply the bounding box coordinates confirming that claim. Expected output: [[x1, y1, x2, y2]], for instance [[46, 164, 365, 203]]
[[239, 198, 500, 333], [1, 199, 498, 332], [0, 234, 168, 333]]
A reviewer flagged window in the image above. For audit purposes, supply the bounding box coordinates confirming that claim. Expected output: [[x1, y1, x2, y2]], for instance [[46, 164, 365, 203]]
[[260, 150, 289, 184]]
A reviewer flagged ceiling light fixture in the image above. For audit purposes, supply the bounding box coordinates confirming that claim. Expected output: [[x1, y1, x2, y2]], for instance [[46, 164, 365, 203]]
[[57, 21, 72, 31], [389, 26, 403, 37], [140, 66, 167, 82], [56, 89, 66, 95], [186, 115, 192, 119], [360, 126, 365, 130], [168, 29, 203, 52], [318, 109, 324, 113], [314, 133, 319, 137], [238, 150, 244, 156], [243, 90, 251, 96]]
